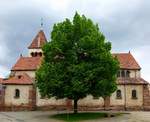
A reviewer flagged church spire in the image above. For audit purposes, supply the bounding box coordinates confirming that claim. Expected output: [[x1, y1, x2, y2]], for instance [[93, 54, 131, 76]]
[[28, 30, 47, 49]]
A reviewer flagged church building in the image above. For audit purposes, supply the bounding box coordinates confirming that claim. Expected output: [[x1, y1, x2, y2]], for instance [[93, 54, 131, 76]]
[[0, 29, 150, 111]]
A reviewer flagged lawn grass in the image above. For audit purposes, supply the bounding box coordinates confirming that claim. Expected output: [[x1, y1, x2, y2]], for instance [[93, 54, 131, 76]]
[[51, 112, 122, 122]]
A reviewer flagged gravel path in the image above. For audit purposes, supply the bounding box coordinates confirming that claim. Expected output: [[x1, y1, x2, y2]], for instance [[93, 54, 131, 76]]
[[0, 111, 149, 122]]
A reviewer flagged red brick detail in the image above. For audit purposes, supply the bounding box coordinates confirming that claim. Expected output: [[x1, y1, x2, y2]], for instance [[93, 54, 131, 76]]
[[0, 88, 5, 111], [143, 85, 150, 110], [28, 87, 36, 110], [66, 99, 72, 110]]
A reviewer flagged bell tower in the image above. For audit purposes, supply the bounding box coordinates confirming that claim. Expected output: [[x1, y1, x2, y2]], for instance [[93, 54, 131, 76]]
[[28, 30, 47, 57]]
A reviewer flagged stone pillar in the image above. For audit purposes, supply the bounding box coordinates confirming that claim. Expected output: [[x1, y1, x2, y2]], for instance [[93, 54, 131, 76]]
[[0, 86, 5, 111], [143, 85, 150, 110], [28, 86, 36, 110], [104, 96, 110, 110]]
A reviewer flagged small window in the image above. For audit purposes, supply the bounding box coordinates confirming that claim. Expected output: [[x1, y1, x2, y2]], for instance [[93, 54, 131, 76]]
[[126, 70, 130, 77], [14, 89, 20, 98], [116, 90, 122, 99], [35, 52, 37, 57], [18, 75, 22, 79], [31, 52, 34, 57], [121, 70, 125, 77], [38, 52, 42, 57], [132, 90, 137, 99]]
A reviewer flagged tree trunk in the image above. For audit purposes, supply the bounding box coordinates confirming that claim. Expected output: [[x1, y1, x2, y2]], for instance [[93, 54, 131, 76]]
[[74, 99, 78, 114], [103, 96, 110, 110], [103, 97, 106, 110]]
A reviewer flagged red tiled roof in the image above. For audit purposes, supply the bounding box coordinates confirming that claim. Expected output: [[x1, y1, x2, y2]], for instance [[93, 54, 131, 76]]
[[28, 30, 47, 49], [113, 53, 141, 70], [2, 73, 33, 85], [116, 77, 149, 85], [11, 52, 140, 71], [11, 56, 42, 71]]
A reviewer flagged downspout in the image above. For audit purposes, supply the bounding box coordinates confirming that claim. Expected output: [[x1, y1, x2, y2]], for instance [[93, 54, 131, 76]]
[[142, 85, 144, 110], [124, 84, 126, 111]]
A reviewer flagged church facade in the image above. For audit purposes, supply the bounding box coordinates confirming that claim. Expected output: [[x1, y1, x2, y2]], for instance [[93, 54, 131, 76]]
[[0, 30, 150, 111]]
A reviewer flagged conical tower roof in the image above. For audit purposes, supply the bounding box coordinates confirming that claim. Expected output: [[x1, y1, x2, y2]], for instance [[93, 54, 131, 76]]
[[28, 30, 47, 49]]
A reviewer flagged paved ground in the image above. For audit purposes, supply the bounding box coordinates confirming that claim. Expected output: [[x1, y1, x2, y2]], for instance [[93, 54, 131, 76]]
[[0, 111, 149, 122]]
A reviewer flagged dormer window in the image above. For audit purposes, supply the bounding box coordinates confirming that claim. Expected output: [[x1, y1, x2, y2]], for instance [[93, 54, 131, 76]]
[[18, 75, 22, 79]]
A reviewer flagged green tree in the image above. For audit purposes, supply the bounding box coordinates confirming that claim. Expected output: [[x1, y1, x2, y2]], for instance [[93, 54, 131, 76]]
[[36, 12, 119, 113]]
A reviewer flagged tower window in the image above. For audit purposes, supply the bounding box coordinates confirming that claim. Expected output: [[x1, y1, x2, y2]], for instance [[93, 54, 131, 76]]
[[132, 90, 137, 99], [38, 52, 42, 57], [31, 52, 34, 57], [121, 70, 125, 77], [14, 89, 20, 98], [126, 70, 130, 77], [35, 52, 37, 57], [116, 90, 122, 99]]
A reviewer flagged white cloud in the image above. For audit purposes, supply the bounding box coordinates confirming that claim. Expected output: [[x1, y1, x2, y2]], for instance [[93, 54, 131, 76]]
[[0, 65, 10, 78], [132, 46, 150, 82], [0, 0, 150, 82], [0, 32, 10, 62]]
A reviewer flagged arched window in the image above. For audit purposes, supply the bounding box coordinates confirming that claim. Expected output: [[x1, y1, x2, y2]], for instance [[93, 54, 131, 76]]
[[121, 70, 125, 77], [116, 90, 122, 99], [38, 52, 42, 57], [132, 90, 137, 99], [31, 52, 34, 57], [14, 89, 20, 98], [126, 70, 130, 77], [34, 52, 37, 57]]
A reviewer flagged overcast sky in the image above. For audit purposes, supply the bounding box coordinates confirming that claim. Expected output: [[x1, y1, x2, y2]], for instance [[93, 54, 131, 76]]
[[0, 0, 150, 82]]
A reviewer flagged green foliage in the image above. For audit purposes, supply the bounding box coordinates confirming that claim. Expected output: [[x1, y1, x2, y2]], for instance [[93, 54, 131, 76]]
[[36, 12, 119, 109], [51, 112, 108, 122]]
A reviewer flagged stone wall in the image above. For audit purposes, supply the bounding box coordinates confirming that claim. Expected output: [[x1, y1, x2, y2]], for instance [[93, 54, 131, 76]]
[[1, 84, 149, 111], [11, 71, 35, 79], [4, 85, 32, 106], [125, 85, 143, 107], [129, 70, 141, 78]]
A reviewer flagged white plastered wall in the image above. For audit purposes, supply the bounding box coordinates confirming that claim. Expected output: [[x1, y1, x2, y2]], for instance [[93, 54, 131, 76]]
[[4, 85, 32, 106]]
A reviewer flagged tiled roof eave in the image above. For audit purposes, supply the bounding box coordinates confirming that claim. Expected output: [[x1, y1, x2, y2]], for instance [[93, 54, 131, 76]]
[[2, 83, 33, 85], [116, 77, 149, 85], [120, 67, 141, 70], [28, 46, 42, 49], [11, 69, 37, 71], [117, 82, 148, 85]]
